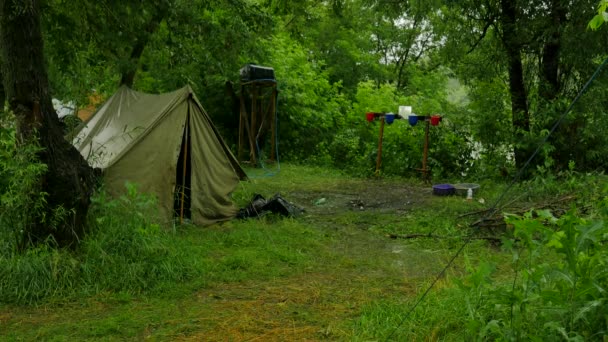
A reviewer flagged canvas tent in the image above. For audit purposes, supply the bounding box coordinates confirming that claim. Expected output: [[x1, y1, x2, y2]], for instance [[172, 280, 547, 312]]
[[73, 85, 247, 225]]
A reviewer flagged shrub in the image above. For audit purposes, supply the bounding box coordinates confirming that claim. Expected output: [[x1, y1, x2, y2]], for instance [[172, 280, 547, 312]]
[[0, 124, 49, 252], [0, 183, 200, 304], [80, 183, 198, 293], [457, 188, 608, 340]]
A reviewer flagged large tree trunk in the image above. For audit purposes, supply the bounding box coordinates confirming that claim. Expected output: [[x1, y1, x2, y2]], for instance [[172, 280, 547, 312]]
[[540, 0, 570, 170], [500, 0, 530, 170], [0, 0, 97, 248], [0, 68, 5, 112]]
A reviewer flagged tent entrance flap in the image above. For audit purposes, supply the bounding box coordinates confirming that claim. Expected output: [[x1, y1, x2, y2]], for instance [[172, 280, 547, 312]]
[[174, 114, 192, 221]]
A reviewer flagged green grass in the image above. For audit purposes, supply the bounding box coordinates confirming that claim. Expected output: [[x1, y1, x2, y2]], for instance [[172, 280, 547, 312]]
[[1, 164, 601, 340], [352, 287, 468, 341]]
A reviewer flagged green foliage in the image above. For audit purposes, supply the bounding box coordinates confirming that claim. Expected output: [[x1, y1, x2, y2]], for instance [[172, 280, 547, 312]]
[[352, 290, 468, 341], [0, 125, 49, 251], [457, 195, 608, 340], [136, 1, 271, 93], [428, 121, 475, 178], [0, 178, 320, 304], [29, 0, 608, 179], [351, 82, 406, 174], [589, 0, 608, 29], [0, 183, 192, 303], [441, 0, 608, 174], [261, 32, 346, 162], [301, 0, 386, 93], [80, 184, 196, 293], [60, 114, 83, 135], [3, 164, 607, 340], [322, 76, 473, 178]]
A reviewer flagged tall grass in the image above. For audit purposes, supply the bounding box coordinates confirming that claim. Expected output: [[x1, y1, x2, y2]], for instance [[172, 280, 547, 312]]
[[352, 174, 608, 341], [0, 184, 190, 303], [0, 182, 320, 304], [352, 286, 469, 341]]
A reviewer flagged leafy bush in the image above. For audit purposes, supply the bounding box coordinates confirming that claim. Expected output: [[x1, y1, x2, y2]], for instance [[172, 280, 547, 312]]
[[262, 32, 347, 162], [79, 183, 198, 292], [0, 177, 320, 304], [0, 124, 49, 251], [0, 183, 199, 304], [457, 190, 608, 340], [324, 79, 474, 178]]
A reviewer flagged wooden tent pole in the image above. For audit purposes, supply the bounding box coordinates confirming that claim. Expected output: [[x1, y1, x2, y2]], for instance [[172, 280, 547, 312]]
[[179, 115, 189, 225], [250, 85, 258, 165]]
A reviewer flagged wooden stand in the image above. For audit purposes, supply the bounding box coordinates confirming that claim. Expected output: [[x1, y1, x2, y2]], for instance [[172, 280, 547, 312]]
[[421, 120, 430, 181], [238, 80, 277, 166], [415, 119, 431, 182], [375, 117, 386, 176]]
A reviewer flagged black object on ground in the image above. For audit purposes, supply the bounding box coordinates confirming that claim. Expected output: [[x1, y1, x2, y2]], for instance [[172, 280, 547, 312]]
[[237, 193, 304, 219]]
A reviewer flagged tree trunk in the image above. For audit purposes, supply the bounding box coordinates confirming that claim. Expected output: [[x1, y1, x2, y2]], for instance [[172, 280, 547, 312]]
[[500, 0, 530, 170], [120, 38, 148, 87], [0, 71, 5, 112], [539, 0, 567, 101], [119, 10, 166, 87], [539, 0, 569, 170], [0, 0, 97, 248], [395, 47, 411, 90], [0, 63, 5, 112]]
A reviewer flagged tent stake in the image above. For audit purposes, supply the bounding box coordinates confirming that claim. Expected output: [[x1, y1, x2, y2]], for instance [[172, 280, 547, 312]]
[[180, 116, 189, 225]]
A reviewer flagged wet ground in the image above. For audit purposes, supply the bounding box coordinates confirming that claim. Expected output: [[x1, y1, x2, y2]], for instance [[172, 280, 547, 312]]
[[287, 179, 432, 214], [1, 175, 462, 341], [190, 179, 450, 340]]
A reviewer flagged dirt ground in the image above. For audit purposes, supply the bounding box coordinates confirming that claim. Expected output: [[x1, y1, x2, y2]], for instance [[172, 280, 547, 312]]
[[289, 179, 432, 214], [1, 178, 453, 341], [178, 180, 447, 341]]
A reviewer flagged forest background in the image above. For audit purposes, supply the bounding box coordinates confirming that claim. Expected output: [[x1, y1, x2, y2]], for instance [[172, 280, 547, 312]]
[[3, 0, 607, 181]]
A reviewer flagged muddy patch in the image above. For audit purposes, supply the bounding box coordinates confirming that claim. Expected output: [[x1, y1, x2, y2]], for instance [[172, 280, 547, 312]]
[[287, 181, 431, 215]]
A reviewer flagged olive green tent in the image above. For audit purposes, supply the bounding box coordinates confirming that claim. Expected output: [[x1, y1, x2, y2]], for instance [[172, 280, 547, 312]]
[[73, 85, 247, 225]]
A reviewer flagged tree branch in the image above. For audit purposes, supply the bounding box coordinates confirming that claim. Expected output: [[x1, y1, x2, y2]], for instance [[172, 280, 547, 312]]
[[466, 20, 493, 54], [388, 233, 506, 244]]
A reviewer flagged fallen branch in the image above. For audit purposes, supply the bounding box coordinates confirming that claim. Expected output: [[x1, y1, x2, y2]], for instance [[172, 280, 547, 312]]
[[458, 198, 520, 218], [387, 233, 504, 244], [463, 194, 579, 229], [458, 208, 496, 218], [470, 218, 508, 228]]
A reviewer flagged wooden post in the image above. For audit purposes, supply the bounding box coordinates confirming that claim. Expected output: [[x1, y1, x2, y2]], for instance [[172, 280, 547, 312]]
[[422, 119, 430, 181], [250, 85, 258, 165], [375, 116, 385, 176], [238, 84, 246, 161], [179, 116, 189, 225], [238, 81, 278, 166], [270, 87, 277, 162]]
